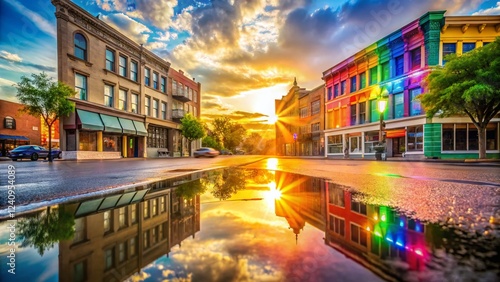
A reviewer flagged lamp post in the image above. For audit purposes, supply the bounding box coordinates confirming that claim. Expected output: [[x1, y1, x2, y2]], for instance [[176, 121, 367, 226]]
[[376, 92, 388, 160]]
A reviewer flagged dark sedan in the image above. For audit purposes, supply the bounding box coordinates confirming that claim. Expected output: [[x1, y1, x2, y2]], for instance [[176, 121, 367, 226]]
[[193, 147, 220, 158], [8, 145, 62, 161]]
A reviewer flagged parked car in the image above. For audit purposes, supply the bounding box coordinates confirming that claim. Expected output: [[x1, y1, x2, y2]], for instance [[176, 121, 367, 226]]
[[8, 145, 62, 161], [219, 149, 233, 155], [193, 147, 220, 158]]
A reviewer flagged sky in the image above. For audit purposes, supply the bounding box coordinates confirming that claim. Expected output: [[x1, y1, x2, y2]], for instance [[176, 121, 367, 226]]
[[1, 0, 499, 136]]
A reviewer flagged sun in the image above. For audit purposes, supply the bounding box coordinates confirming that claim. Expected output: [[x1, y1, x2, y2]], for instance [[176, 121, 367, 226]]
[[267, 114, 278, 124]]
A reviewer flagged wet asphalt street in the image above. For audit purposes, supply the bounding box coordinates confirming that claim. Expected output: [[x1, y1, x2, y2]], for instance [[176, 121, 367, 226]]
[[0, 156, 499, 225]]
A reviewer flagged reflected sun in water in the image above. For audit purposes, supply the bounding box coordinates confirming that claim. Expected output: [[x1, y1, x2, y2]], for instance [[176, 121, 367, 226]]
[[266, 158, 278, 170]]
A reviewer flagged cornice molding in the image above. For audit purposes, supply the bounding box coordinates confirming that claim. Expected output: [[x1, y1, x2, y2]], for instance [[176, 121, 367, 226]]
[[51, 0, 170, 74]]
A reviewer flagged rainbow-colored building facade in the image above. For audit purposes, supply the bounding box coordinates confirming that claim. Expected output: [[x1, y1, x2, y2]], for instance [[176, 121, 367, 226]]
[[322, 11, 500, 159]]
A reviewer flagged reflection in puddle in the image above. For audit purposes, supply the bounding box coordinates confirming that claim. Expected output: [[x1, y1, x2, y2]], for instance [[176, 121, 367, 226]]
[[0, 168, 498, 281]]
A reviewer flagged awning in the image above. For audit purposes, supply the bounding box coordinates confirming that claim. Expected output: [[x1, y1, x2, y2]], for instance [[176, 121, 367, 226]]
[[77, 109, 104, 131], [118, 118, 137, 135], [133, 120, 148, 136], [386, 129, 406, 138], [100, 114, 122, 133], [0, 134, 29, 141]]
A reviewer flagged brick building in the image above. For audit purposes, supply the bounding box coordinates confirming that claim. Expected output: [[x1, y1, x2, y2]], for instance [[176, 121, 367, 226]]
[[0, 99, 41, 156]]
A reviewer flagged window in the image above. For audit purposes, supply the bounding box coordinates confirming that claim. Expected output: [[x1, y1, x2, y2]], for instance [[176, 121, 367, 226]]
[[73, 261, 87, 282], [486, 123, 498, 150], [350, 195, 367, 215], [327, 86, 333, 100], [395, 55, 404, 76], [456, 123, 467, 150], [104, 85, 114, 107], [311, 100, 320, 115], [410, 88, 422, 116], [407, 125, 423, 151], [103, 210, 112, 233], [130, 93, 139, 114], [145, 68, 150, 86], [131, 204, 137, 224], [327, 135, 343, 154], [161, 76, 166, 93], [300, 107, 308, 118], [359, 102, 366, 124], [129, 237, 137, 257], [311, 122, 320, 132], [4, 117, 15, 129], [153, 72, 158, 89], [130, 61, 138, 82], [75, 74, 87, 100], [74, 33, 87, 60], [350, 104, 356, 126], [329, 215, 345, 237], [369, 67, 377, 85], [172, 80, 177, 95], [147, 125, 168, 148], [143, 230, 150, 249], [462, 42, 475, 53], [340, 80, 346, 95], [105, 49, 115, 71], [161, 102, 167, 119], [194, 90, 198, 103], [370, 99, 378, 123], [393, 92, 404, 118], [143, 200, 149, 218], [145, 96, 150, 116], [152, 99, 159, 118], [350, 76, 356, 92], [118, 89, 127, 111], [160, 197, 166, 212], [411, 47, 421, 71], [104, 248, 114, 270], [442, 43, 457, 64], [119, 55, 127, 77], [118, 242, 126, 263], [118, 207, 127, 228], [351, 224, 367, 247], [328, 183, 345, 206], [442, 124, 454, 151], [73, 218, 86, 243], [152, 199, 158, 216], [381, 61, 390, 81], [334, 84, 339, 98], [359, 72, 366, 89]]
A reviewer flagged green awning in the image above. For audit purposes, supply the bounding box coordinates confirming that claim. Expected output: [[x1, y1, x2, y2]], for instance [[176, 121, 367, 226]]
[[118, 118, 137, 135], [77, 109, 104, 131], [100, 114, 122, 133], [133, 120, 148, 136]]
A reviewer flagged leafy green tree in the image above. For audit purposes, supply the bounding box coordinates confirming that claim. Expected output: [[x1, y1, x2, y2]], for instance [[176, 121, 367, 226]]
[[211, 116, 246, 151], [241, 132, 263, 154], [18, 206, 75, 255], [15, 72, 75, 162], [176, 179, 207, 199], [180, 113, 205, 155], [202, 135, 221, 150], [420, 38, 500, 159]]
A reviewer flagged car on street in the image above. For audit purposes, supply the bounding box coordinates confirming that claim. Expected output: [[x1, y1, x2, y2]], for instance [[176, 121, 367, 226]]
[[8, 145, 62, 161], [220, 149, 233, 155], [193, 147, 220, 158]]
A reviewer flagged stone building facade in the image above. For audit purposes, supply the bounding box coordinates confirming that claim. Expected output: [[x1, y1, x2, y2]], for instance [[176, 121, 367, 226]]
[[51, 0, 201, 160]]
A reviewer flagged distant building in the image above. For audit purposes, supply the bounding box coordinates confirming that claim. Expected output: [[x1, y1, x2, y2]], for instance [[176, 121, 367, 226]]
[[0, 99, 40, 156], [52, 0, 201, 160], [322, 11, 500, 159], [275, 78, 325, 156]]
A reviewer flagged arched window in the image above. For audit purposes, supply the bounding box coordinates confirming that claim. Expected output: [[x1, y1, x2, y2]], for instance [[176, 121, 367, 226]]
[[74, 33, 87, 60], [4, 116, 15, 129]]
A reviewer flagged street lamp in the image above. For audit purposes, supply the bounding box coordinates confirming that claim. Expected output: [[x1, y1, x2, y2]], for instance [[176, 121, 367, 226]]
[[376, 90, 388, 160]]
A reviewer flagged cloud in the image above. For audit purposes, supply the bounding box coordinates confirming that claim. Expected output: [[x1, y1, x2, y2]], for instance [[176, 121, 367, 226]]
[[0, 51, 22, 62], [0, 57, 56, 73], [4, 0, 56, 38], [95, 0, 178, 30], [99, 12, 151, 44], [473, 1, 500, 15], [0, 77, 19, 102]]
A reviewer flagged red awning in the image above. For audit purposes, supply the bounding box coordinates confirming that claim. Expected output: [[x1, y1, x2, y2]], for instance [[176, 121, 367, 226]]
[[386, 129, 406, 138]]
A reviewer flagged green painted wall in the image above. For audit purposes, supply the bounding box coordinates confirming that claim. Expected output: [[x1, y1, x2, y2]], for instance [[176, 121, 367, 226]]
[[424, 123, 441, 158]]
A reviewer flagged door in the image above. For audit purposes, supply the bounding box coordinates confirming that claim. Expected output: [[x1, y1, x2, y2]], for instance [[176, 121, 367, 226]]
[[133, 137, 139, 157], [127, 137, 135, 158], [393, 137, 405, 157]]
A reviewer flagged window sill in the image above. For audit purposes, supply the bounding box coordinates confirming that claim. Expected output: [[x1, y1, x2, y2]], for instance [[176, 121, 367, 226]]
[[67, 53, 93, 67], [102, 69, 141, 86], [145, 85, 167, 95]]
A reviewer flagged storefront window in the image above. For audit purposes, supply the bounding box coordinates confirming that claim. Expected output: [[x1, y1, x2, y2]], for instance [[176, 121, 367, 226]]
[[456, 124, 467, 150], [172, 130, 181, 157], [364, 131, 378, 153], [349, 135, 361, 153], [147, 126, 168, 148], [327, 135, 342, 154], [103, 135, 121, 152], [486, 123, 498, 150], [442, 124, 454, 151], [468, 126, 479, 150], [79, 131, 97, 151], [407, 126, 423, 151], [442, 123, 498, 151]]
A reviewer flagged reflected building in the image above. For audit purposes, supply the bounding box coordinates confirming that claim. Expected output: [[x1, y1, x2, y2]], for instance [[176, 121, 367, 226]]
[[58, 176, 201, 282], [274, 171, 327, 241], [325, 182, 427, 281]]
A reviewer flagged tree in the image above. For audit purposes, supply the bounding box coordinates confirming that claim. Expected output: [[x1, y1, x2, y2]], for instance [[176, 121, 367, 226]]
[[202, 135, 221, 150], [180, 113, 205, 156], [420, 38, 500, 159], [15, 72, 75, 162], [241, 132, 263, 154]]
